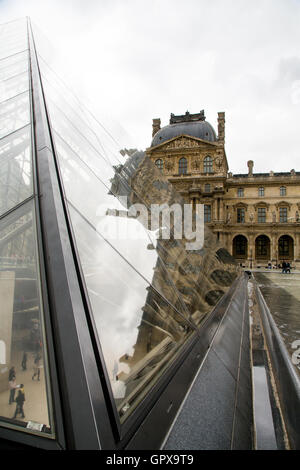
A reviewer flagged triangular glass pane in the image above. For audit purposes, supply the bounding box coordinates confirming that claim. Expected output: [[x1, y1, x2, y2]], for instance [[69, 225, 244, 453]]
[[0, 50, 28, 82], [0, 91, 30, 139], [68, 204, 195, 422], [0, 125, 33, 217], [0, 201, 54, 435]]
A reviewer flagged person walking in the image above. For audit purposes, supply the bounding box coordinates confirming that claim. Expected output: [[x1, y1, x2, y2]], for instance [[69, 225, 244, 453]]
[[8, 377, 17, 405], [13, 385, 25, 419], [282, 261, 287, 274], [32, 353, 41, 381], [21, 352, 27, 371], [8, 366, 16, 382]]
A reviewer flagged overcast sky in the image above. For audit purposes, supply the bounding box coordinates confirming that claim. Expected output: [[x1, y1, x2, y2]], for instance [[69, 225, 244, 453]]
[[1, 0, 300, 174]]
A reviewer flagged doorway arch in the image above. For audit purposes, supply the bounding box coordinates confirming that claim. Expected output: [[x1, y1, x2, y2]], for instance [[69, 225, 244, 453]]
[[278, 235, 294, 260], [255, 235, 270, 260], [232, 235, 248, 259]]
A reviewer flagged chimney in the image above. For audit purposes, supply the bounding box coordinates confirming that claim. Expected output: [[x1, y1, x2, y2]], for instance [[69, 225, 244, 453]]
[[152, 118, 161, 137], [247, 160, 254, 177], [218, 112, 225, 143]]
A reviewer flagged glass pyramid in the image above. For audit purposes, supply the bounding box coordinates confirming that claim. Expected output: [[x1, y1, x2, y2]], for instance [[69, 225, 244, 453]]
[[0, 18, 238, 448]]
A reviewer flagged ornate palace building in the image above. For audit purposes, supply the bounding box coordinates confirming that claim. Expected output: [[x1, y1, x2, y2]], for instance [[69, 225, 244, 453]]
[[146, 110, 300, 268]]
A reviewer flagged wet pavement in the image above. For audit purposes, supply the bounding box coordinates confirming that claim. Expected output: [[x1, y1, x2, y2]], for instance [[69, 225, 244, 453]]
[[253, 271, 300, 376]]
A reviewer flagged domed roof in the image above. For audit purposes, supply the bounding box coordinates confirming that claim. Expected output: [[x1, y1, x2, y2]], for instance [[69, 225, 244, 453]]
[[151, 112, 217, 147]]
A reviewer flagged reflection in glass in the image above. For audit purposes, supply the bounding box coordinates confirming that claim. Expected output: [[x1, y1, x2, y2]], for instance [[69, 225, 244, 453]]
[[0, 92, 30, 140], [0, 20, 28, 61], [0, 71, 29, 103], [0, 51, 28, 82], [34, 31, 240, 424], [0, 202, 53, 434], [68, 205, 194, 422], [0, 125, 33, 217], [54, 132, 192, 319]]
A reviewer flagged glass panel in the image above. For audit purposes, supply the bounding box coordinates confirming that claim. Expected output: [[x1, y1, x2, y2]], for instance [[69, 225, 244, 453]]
[[0, 20, 28, 61], [39, 68, 119, 167], [0, 42, 28, 62], [68, 204, 194, 422], [55, 131, 191, 320], [0, 125, 33, 217], [0, 71, 29, 103], [0, 91, 30, 139], [36, 34, 239, 425], [0, 51, 28, 82], [0, 201, 54, 435]]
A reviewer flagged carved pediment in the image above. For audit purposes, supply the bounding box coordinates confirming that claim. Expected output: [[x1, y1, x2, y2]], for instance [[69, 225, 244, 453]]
[[232, 203, 248, 211], [165, 136, 202, 150], [254, 202, 270, 211], [151, 135, 217, 151], [275, 201, 292, 210]]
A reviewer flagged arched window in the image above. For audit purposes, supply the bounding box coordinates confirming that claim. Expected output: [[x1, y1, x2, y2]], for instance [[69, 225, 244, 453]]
[[256, 235, 270, 259], [278, 235, 294, 259], [280, 186, 287, 196], [204, 156, 213, 173], [233, 235, 248, 258], [258, 187, 265, 197], [178, 157, 187, 175], [155, 159, 163, 171]]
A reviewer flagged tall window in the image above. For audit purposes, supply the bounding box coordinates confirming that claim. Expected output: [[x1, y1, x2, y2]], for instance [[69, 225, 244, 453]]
[[256, 235, 270, 257], [279, 207, 288, 223], [204, 183, 211, 193], [155, 159, 163, 171], [178, 157, 187, 175], [258, 187, 265, 197], [237, 208, 245, 223], [258, 207, 266, 223], [203, 156, 213, 173], [279, 237, 290, 256], [204, 205, 211, 222], [280, 186, 286, 196], [233, 235, 247, 257], [237, 188, 244, 197], [279, 235, 293, 258]]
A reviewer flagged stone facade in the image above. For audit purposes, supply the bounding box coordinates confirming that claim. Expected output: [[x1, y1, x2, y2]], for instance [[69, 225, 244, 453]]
[[146, 111, 300, 268]]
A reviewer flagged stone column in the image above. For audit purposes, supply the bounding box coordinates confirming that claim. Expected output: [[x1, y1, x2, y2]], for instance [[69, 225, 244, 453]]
[[218, 112, 225, 143], [219, 201, 224, 223], [248, 234, 255, 268], [271, 233, 277, 263], [213, 199, 218, 222]]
